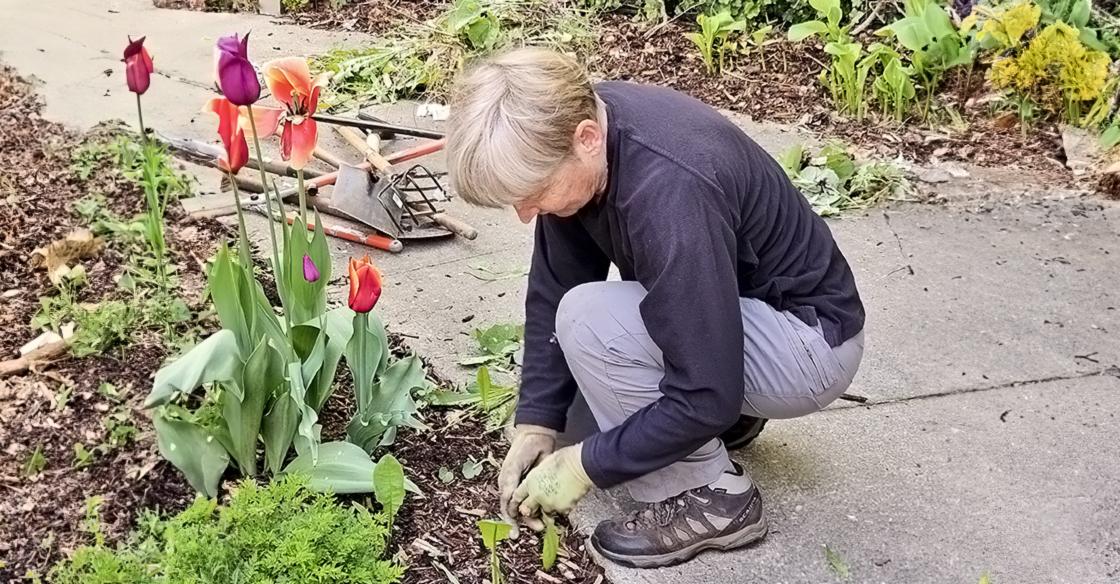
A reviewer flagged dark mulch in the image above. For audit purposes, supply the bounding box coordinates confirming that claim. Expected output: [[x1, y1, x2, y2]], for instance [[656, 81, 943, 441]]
[[0, 63, 226, 580], [152, 0, 1078, 171], [588, 13, 1069, 172], [289, 0, 444, 35], [588, 13, 822, 124], [317, 336, 607, 584]]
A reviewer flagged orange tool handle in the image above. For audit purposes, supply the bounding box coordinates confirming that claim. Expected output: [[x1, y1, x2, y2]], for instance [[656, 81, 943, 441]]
[[285, 215, 403, 253]]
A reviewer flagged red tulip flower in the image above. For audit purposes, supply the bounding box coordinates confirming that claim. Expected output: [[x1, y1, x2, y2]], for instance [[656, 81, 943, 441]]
[[123, 36, 154, 95], [203, 97, 249, 174], [348, 256, 382, 313], [244, 58, 327, 170], [214, 33, 261, 106]]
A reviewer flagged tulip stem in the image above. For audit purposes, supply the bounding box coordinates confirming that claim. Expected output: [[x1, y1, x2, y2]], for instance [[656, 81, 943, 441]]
[[227, 171, 252, 273], [246, 104, 291, 335], [297, 169, 308, 228], [135, 93, 147, 143]]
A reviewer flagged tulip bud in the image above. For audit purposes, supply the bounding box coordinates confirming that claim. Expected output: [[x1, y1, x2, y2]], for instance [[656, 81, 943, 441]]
[[215, 33, 261, 106], [347, 256, 382, 313], [123, 36, 154, 95], [303, 254, 320, 283]]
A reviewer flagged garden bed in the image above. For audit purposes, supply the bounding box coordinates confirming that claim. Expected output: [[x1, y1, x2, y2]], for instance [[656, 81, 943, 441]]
[[0, 63, 217, 579], [272, 1, 1073, 173], [0, 59, 603, 583]]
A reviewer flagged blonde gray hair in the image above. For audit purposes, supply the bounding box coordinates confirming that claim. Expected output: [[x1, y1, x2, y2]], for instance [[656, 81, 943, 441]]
[[446, 47, 599, 208]]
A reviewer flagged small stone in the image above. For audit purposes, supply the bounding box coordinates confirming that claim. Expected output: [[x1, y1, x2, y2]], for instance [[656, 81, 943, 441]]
[[916, 168, 952, 184]]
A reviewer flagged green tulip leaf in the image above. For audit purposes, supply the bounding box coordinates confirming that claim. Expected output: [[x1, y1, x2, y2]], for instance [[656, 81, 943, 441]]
[[153, 412, 229, 498], [145, 330, 241, 408]]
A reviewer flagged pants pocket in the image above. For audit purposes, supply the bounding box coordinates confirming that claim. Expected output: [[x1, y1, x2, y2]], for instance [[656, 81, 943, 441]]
[[784, 315, 842, 395]]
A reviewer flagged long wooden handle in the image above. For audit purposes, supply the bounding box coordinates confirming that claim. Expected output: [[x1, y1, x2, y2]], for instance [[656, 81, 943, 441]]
[[431, 213, 478, 240], [335, 126, 393, 172]]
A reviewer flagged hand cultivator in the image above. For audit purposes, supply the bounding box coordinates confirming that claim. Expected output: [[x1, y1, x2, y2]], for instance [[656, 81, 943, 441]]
[[168, 112, 475, 253]]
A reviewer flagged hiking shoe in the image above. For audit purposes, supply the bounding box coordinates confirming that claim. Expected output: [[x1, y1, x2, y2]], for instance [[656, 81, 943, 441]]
[[590, 465, 767, 568], [720, 415, 768, 450]]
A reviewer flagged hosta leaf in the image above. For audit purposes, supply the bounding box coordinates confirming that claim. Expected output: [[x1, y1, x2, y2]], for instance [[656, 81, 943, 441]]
[[373, 453, 405, 521], [145, 330, 241, 408], [153, 412, 229, 498]]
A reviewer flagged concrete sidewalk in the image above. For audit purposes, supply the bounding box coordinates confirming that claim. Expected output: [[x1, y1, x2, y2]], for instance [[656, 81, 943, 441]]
[[3, 1, 1119, 582]]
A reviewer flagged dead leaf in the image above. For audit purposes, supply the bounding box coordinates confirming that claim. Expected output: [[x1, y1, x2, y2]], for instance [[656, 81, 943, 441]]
[[993, 112, 1019, 130], [29, 229, 103, 285]]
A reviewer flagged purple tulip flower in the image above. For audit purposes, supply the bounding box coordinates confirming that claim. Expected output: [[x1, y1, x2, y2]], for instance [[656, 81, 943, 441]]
[[214, 32, 261, 106], [302, 254, 320, 283]]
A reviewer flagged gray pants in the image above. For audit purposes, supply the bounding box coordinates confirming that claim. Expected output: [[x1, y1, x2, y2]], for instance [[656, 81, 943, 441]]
[[555, 281, 865, 502]]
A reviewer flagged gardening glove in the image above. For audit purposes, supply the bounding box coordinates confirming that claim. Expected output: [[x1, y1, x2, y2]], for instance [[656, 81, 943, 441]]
[[498, 424, 557, 530], [512, 443, 592, 530]]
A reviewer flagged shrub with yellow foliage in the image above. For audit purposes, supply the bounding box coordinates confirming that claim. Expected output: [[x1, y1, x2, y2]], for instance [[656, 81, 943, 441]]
[[988, 22, 1111, 122]]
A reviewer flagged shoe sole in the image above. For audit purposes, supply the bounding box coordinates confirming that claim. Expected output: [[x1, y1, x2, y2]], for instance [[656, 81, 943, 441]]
[[590, 509, 769, 569]]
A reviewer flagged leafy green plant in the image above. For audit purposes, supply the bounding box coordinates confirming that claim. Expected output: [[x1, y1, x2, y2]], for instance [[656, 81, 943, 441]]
[[878, 0, 973, 118], [372, 453, 405, 529], [541, 515, 560, 571], [22, 446, 46, 477], [458, 323, 524, 370], [789, 0, 874, 119], [313, 0, 596, 110], [32, 282, 191, 358], [870, 48, 917, 121], [73, 443, 96, 469], [686, 10, 747, 75], [282, 0, 310, 12], [446, 0, 503, 50], [432, 366, 517, 430], [477, 519, 513, 584], [346, 354, 431, 453], [824, 544, 850, 580], [780, 143, 913, 216], [50, 475, 404, 584], [462, 457, 485, 479]]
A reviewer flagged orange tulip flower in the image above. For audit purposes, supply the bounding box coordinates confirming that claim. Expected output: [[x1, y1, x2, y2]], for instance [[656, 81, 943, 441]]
[[348, 256, 382, 313], [243, 57, 327, 170], [203, 97, 249, 174]]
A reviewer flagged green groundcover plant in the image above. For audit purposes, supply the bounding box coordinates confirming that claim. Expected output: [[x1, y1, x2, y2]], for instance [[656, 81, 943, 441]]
[[50, 475, 404, 584]]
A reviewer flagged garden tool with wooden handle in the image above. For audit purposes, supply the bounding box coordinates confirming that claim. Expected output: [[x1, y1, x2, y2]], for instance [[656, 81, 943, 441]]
[[334, 126, 479, 240], [273, 138, 447, 200]]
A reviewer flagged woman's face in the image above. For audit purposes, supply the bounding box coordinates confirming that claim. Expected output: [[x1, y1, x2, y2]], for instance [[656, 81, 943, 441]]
[[512, 118, 608, 224]]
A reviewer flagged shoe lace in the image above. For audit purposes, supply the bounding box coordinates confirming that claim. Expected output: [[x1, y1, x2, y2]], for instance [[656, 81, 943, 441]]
[[627, 489, 702, 528]]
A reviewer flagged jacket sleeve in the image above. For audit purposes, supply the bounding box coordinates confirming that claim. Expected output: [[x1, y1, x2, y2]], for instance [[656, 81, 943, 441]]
[[515, 215, 610, 431], [582, 170, 745, 488]]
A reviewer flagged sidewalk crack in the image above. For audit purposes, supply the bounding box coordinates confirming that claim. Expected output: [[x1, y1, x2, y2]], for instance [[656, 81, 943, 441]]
[[837, 365, 1119, 410]]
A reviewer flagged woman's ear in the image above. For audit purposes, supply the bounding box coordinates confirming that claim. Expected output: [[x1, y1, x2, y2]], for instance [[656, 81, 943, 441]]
[[573, 119, 604, 158]]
